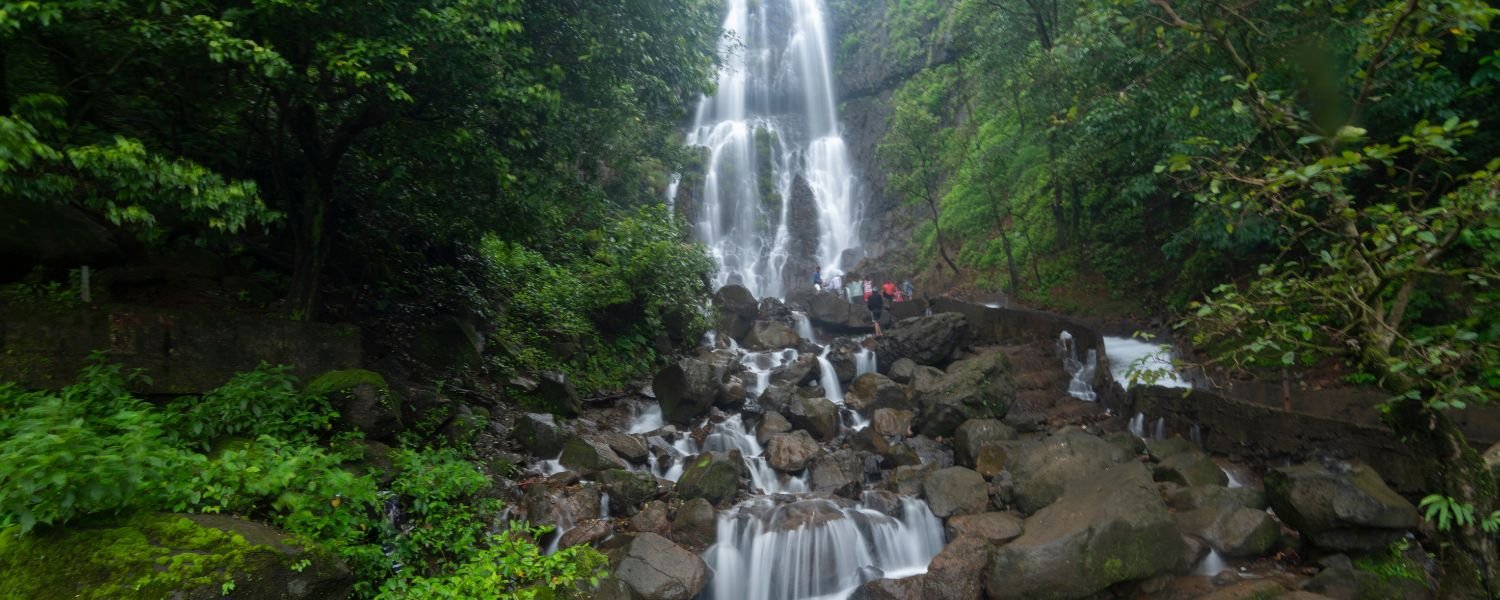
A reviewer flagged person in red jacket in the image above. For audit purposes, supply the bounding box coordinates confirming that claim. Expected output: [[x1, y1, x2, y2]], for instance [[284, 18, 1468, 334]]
[[882, 280, 898, 302]]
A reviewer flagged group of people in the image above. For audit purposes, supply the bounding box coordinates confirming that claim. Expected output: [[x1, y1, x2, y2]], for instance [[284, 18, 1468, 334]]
[[812, 267, 916, 337]]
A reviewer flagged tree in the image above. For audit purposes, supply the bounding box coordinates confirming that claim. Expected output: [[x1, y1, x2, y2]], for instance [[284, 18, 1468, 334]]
[[881, 66, 963, 275]]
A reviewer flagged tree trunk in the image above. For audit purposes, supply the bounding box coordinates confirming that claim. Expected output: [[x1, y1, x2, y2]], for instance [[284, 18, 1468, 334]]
[[288, 178, 332, 319], [926, 195, 961, 274]]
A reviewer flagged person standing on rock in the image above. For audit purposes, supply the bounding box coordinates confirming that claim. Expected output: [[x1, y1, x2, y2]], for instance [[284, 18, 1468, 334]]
[[902, 279, 915, 301], [867, 285, 885, 337], [882, 280, 898, 302], [827, 272, 843, 296], [813, 266, 822, 290], [863, 278, 873, 301]]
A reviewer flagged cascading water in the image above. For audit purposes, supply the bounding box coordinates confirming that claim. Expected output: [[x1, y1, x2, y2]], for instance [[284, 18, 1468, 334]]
[[1057, 331, 1099, 401], [1102, 335, 1192, 389], [677, 0, 862, 298]]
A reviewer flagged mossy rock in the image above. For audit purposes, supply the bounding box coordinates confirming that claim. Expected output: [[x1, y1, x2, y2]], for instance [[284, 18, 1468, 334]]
[[305, 369, 403, 442], [0, 513, 352, 600]]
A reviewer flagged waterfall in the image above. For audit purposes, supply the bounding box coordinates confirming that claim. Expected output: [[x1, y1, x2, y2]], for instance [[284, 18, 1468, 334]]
[[703, 496, 944, 600], [677, 0, 862, 298], [1057, 331, 1098, 401], [1101, 335, 1192, 389], [792, 311, 816, 341], [627, 411, 807, 495], [854, 346, 876, 377], [816, 347, 843, 404]]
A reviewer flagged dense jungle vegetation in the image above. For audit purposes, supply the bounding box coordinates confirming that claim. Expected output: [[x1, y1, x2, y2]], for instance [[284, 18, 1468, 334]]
[[865, 0, 1499, 593], [0, 0, 723, 597]]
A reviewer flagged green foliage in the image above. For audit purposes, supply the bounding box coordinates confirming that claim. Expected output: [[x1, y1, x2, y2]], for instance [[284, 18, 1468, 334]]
[[1355, 539, 1429, 585], [167, 364, 336, 450], [375, 522, 608, 600]]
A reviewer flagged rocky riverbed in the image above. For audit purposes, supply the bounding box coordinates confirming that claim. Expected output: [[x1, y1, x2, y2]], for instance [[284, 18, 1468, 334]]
[[497, 286, 1435, 600]]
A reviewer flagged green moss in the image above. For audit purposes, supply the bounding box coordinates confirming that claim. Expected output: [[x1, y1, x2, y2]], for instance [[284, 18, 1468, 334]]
[[304, 368, 389, 397], [0, 514, 279, 600]]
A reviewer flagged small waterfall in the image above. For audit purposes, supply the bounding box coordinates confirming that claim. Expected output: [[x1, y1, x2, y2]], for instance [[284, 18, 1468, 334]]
[[703, 496, 944, 600], [816, 347, 844, 404], [536, 452, 567, 477], [1224, 468, 1246, 489], [742, 349, 799, 398], [854, 346, 876, 377], [1101, 335, 1192, 389], [628, 402, 666, 434], [542, 505, 576, 555], [630, 412, 807, 495], [600, 493, 611, 519], [793, 312, 816, 341], [1128, 413, 1147, 439], [1194, 549, 1227, 576], [1057, 331, 1098, 402], [1152, 417, 1167, 440], [1190, 422, 1204, 448]]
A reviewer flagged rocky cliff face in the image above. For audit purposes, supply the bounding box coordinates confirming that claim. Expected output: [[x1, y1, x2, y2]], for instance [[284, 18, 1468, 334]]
[[830, 0, 956, 276]]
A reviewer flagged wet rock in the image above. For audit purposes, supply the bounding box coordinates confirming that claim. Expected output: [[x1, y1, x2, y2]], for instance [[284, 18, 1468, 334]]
[[757, 410, 793, 444], [1007, 432, 1131, 513], [874, 313, 970, 371], [1166, 484, 1268, 512], [717, 374, 748, 411], [308, 370, 403, 442], [560, 437, 630, 475], [974, 445, 1008, 480], [1485, 441, 1500, 482], [600, 533, 709, 600], [985, 462, 1186, 599], [714, 285, 759, 341], [745, 320, 802, 351], [945, 512, 1023, 544], [766, 498, 849, 531], [912, 353, 1017, 438], [809, 449, 865, 498], [654, 357, 720, 425], [1152, 444, 1229, 487], [767, 430, 821, 472], [807, 292, 867, 330], [1264, 461, 1420, 552], [888, 358, 918, 384], [769, 355, 819, 387], [1301, 562, 1431, 599], [559, 518, 613, 549], [785, 395, 840, 441], [670, 498, 718, 550], [921, 535, 988, 600], [846, 372, 911, 413], [953, 419, 1018, 468], [601, 469, 661, 516], [538, 371, 583, 416], [597, 431, 650, 465], [677, 451, 744, 507], [861, 490, 903, 517], [923, 467, 989, 518], [850, 576, 924, 600], [1145, 435, 1198, 461], [879, 440, 923, 468], [870, 408, 914, 437], [630, 500, 671, 536], [905, 435, 954, 467], [1198, 580, 1291, 600], [1205, 506, 1281, 558], [883, 464, 937, 497], [758, 383, 798, 413], [442, 403, 488, 447], [514, 412, 568, 457]]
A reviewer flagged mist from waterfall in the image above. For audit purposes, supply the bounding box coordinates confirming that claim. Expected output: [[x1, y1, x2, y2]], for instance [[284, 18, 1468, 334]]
[[676, 0, 861, 299]]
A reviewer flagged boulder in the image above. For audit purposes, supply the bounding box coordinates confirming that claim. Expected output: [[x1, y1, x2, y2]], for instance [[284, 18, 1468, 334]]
[[1007, 432, 1131, 513], [946, 512, 1024, 545], [513, 412, 568, 457], [785, 395, 841, 441], [757, 410, 793, 444], [924, 467, 990, 518], [809, 449, 866, 498], [653, 358, 720, 425], [985, 463, 1186, 599], [559, 518, 613, 549], [559, 437, 631, 475], [888, 358, 919, 384], [602, 533, 709, 600], [884, 464, 937, 497], [1198, 580, 1291, 600], [954, 419, 1018, 468], [846, 372, 911, 413], [671, 498, 719, 550], [1264, 462, 1420, 552], [630, 501, 671, 536], [601, 469, 661, 516], [305, 369, 402, 442], [906, 435, 955, 468], [1203, 507, 1281, 558], [1301, 562, 1431, 600], [870, 408, 914, 438], [807, 292, 865, 330], [874, 313, 970, 371], [1152, 447, 1229, 488], [758, 383, 798, 413], [851, 576, 925, 600], [441, 403, 488, 448], [974, 445, 1008, 480], [677, 451, 744, 507], [714, 285, 759, 340], [597, 431, 650, 465], [769, 355, 819, 388], [538, 371, 583, 416], [745, 320, 802, 350], [767, 430, 821, 472], [921, 535, 989, 600], [912, 353, 1017, 438]]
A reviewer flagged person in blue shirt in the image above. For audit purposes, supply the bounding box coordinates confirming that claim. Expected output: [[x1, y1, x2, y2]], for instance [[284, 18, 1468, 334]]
[[812, 266, 822, 289]]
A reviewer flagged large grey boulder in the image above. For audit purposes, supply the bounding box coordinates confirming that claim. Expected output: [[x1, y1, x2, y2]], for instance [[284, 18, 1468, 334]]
[[807, 292, 868, 330], [875, 312, 970, 371], [845, 372, 911, 413], [745, 320, 802, 350], [757, 410, 793, 444], [670, 498, 718, 550], [677, 451, 744, 507], [785, 395, 841, 441], [559, 437, 630, 475], [1007, 431, 1131, 513], [1151, 442, 1229, 488], [888, 358, 918, 384], [851, 576, 925, 600], [912, 352, 1017, 438], [758, 383, 798, 413], [870, 408, 914, 438], [1172, 485, 1281, 558], [946, 512, 1024, 544], [601, 469, 661, 516], [809, 449, 865, 498], [769, 355, 819, 388], [954, 419, 1018, 468], [599, 533, 709, 600], [767, 430, 821, 472], [985, 462, 1186, 599], [714, 285, 759, 341], [1264, 462, 1420, 552], [597, 431, 650, 465], [923, 467, 990, 517], [920, 535, 989, 600], [653, 357, 720, 425], [514, 412, 568, 457]]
